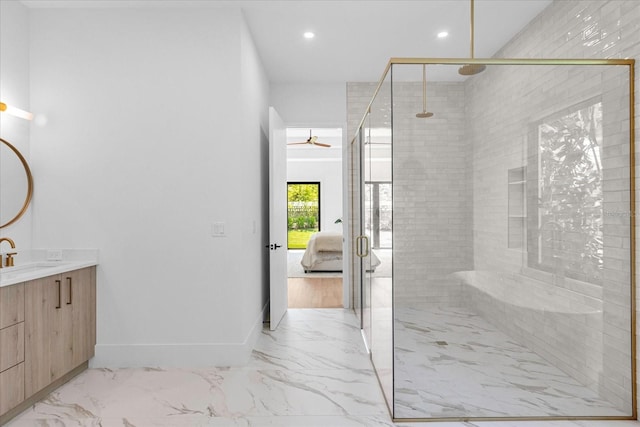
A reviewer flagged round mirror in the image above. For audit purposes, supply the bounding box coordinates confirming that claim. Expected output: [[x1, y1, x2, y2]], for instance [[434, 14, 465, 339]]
[[0, 138, 33, 229]]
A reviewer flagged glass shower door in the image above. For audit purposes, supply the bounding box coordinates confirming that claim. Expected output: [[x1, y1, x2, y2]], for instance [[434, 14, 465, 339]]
[[368, 136, 393, 409], [360, 74, 393, 409], [351, 128, 363, 329], [359, 113, 372, 352]]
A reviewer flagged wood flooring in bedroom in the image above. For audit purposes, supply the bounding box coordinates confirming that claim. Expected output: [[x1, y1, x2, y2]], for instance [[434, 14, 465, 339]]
[[287, 277, 343, 308]]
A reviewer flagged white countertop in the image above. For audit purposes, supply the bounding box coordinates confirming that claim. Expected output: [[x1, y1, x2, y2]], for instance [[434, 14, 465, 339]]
[[0, 249, 98, 288]]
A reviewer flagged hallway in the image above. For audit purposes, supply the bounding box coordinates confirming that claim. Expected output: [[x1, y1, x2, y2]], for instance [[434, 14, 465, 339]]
[[6, 309, 640, 426]]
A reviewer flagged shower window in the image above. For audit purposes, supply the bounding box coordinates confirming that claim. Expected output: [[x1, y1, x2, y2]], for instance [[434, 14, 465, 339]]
[[528, 99, 603, 284]]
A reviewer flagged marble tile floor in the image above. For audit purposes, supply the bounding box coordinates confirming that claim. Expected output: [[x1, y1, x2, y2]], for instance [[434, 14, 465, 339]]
[[6, 308, 640, 427], [395, 306, 630, 419]]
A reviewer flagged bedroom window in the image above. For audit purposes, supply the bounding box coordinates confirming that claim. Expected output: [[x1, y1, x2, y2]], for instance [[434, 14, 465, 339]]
[[287, 182, 321, 249], [527, 99, 603, 285]]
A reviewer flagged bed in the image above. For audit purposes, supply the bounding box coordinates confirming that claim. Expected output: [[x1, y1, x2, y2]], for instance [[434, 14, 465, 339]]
[[300, 231, 381, 273]]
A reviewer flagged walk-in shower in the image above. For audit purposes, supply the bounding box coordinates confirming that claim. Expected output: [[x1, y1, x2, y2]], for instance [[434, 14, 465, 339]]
[[347, 58, 635, 422]]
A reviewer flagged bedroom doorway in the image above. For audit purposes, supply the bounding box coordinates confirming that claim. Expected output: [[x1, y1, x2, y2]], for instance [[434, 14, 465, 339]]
[[286, 127, 344, 309]]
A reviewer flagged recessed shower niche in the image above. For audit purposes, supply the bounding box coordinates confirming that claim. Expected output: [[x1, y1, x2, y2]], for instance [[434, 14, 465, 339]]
[[347, 59, 635, 422]]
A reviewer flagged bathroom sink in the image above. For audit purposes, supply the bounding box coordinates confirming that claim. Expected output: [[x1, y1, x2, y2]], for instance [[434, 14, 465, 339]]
[[3, 261, 69, 274], [0, 261, 72, 284]]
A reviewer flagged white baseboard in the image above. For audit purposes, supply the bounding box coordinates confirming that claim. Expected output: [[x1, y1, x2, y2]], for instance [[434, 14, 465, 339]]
[[90, 303, 268, 368]]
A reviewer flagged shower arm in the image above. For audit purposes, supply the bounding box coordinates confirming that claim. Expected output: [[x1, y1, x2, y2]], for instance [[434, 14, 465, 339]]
[[470, 0, 475, 59], [422, 65, 427, 113]]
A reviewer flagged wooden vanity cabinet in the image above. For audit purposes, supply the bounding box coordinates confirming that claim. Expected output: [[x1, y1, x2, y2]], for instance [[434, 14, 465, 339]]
[[24, 266, 96, 398], [0, 265, 96, 423]]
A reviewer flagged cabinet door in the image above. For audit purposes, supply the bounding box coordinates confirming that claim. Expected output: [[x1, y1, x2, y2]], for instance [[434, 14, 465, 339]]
[[0, 284, 25, 329], [67, 267, 96, 367], [24, 268, 96, 399], [0, 323, 24, 372], [24, 275, 72, 397]]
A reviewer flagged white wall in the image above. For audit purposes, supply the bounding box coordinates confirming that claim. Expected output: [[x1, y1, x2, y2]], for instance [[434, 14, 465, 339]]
[[29, 7, 269, 366], [270, 82, 346, 128], [0, 0, 32, 250], [287, 159, 343, 233]]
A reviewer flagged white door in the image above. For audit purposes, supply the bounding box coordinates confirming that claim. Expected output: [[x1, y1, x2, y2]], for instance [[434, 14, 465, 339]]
[[268, 107, 288, 330]]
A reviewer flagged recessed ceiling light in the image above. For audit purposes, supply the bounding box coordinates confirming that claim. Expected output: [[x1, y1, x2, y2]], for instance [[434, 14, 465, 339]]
[[437, 31, 449, 39], [303, 31, 315, 39]]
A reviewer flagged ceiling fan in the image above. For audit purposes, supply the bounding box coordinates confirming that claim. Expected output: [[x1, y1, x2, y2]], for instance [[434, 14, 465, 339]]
[[287, 129, 331, 147]]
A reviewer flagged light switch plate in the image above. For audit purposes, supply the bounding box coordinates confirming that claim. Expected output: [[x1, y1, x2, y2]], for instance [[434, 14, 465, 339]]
[[211, 222, 226, 237]]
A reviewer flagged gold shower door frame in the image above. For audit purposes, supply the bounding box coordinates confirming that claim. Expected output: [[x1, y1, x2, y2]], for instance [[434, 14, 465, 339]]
[[349, 57, 637, 423]]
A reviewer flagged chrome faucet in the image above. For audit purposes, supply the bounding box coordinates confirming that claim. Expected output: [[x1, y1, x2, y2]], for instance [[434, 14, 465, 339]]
[[0, 237, 17, 268]]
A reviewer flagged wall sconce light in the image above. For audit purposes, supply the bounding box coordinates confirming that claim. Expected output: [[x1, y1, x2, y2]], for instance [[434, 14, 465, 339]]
[[0, 101, 34, 121]]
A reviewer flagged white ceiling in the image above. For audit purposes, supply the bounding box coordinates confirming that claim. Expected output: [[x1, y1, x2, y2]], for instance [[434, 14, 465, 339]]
[[21, 0, 553, 83]]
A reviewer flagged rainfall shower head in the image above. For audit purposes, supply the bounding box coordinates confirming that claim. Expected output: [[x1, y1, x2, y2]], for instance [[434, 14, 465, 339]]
[[458, 0, 486, 76], [458, 63, 486, 76], [416, 65, 434, 119]]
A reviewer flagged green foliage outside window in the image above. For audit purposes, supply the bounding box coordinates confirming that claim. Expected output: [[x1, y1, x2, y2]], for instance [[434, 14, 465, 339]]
[[537, 101, 603, 284], [288, 183, 319, 203], [287, 183, 320, 249]]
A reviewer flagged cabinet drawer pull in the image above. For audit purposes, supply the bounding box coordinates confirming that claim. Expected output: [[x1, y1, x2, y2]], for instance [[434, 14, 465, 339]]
[[55, 280, 62, 309], [67, 277, 72, 305]]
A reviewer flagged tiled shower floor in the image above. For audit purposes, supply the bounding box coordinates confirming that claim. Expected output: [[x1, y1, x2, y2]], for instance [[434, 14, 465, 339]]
[[394, 305, 628, 419]]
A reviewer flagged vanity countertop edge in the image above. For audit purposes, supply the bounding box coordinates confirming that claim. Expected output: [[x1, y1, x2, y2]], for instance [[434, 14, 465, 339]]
[[0, 249, 99, 287]]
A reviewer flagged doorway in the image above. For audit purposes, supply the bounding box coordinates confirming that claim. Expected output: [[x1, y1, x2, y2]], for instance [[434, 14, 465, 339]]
[[285, 127, 344, 309]]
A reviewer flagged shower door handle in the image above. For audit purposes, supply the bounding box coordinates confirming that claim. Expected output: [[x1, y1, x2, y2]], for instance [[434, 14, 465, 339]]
[[356, 236, 369, 258]]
